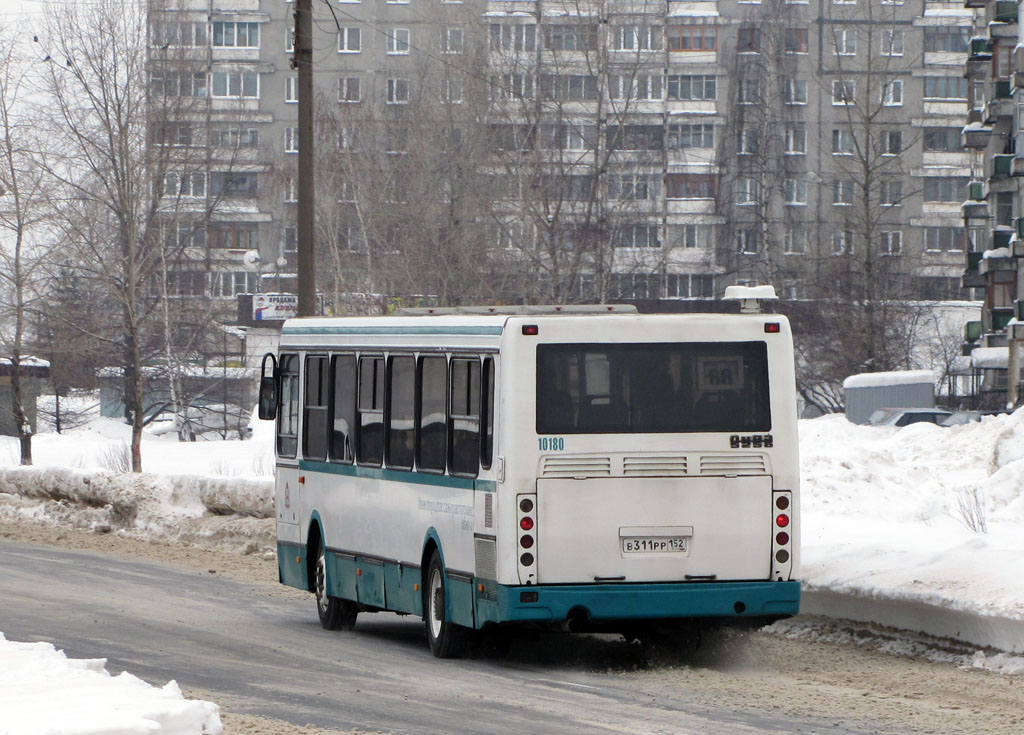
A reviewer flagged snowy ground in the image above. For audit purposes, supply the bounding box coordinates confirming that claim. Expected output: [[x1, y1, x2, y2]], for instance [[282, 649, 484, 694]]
[[1, 398, 1023, 733]]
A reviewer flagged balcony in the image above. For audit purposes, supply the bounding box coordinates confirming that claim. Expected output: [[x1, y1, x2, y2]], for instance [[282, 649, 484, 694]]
[[980, 254, 1017, 273], [964, 320, 984, 342], [995, 1, 1019, 23], [963, 181, 989, 218], [967, 250, 985, 272], [993, 227, 1014, 249], [1013, 157, 1024, 177], [962, 123, 993, 149], [993, 153, 1015, 178], [993, 308, 1015, 331], [964, 0, 986, 7], [969, 37, 993, 61]]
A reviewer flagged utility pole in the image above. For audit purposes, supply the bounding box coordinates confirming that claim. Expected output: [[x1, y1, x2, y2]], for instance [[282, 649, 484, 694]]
[[295, 0, 316, 316]]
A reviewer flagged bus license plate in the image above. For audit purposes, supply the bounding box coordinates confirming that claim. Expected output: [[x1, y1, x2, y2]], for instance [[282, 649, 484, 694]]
[[621, 537, 688, 553]]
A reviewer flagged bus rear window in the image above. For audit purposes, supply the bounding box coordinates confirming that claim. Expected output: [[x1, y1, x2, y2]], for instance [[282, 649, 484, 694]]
[[537, 342, 770, 434]]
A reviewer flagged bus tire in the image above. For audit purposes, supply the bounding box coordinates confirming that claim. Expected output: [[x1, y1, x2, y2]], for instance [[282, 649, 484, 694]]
[[315, 546, 357, 631], [424, 550, 467, 658]]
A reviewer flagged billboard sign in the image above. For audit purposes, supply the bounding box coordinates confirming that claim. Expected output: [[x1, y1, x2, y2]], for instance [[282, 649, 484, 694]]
[[253, 293, 298, 321]]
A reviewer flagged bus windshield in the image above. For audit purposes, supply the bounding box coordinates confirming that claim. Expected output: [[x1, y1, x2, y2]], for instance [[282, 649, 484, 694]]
[[537, 342, 771, 434]]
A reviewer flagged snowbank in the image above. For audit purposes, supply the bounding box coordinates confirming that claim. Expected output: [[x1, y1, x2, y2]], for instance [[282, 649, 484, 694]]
[[0, 633, 222, 735]]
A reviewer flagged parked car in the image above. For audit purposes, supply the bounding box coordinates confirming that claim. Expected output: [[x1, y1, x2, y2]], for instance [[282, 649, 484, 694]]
[[145, 403, 251, 440], [866, 407, 953, 427]]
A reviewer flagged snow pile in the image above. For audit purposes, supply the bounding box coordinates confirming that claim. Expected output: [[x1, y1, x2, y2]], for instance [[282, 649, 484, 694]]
[[0, 633, 222, 735], [800, 413, 1024, 622]]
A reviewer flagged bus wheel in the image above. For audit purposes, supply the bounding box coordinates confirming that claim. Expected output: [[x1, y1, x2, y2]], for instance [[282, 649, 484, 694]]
[[315, 546, 357, 631], [424, 551, 467, 658]]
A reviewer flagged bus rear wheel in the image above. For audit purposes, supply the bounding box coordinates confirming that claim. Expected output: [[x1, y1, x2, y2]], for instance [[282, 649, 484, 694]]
[[424, 551, 467, 658], [315, 546, 358, 631]]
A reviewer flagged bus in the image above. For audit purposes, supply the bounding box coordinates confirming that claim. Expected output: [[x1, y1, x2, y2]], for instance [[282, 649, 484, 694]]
[[259, 297, 800, 657]]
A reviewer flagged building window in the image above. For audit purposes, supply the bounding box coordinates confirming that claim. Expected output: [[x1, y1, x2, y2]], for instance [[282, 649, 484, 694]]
[[884, 130, 902, 155], [785, 28, 808, 54], [880, 231, 902, 255], [831, 230, 854, 255], [211, 71, 259, 99], [923, 177, 968, 202], [667, 123, 714, 149], [443, 27, 463, 54], [284, 176, 296, 203], [666, 20, 717, 51], [832, 129, 855, 155], [338, 27, 361, 53], [152, 20, 207, 48], [611, 25, 660, 51], [665, 174, 717, 199], [286, 29, 294, 53], [882, 29, 904, 56], [738, 78, 760, 104], [669, 224, 714, 249], [880, 179, 902, 206], [739, 127, 760, 154], [785, 78, 807, 105], [883, 79, 903, 106], [617, 224, 661, 248], [785, 125, 806, 154], [544, 24, 598, 51], [212, 21, 260, 48], [609, 174, 660, 200], [832, 79, 855, 105], [210, 127, 258, 148], [489, 24, 536, 52], [834, 28, 857, 56], [285, 127, 299, 153], [784, 178, 807, 205], [285, 75, 297, 103], [162, 172, 206, 198], [924, 27, 971, 53], [924, 226, 966, 252], [151, 71, 207, 98], [735, 177, 760, 205], [338, 76, 360, 103], [833, 179, 854, 205], [785, 229, 807, 255], [667, 74, 716, 100], [387, 29, 410, 54], [209, 222, 258, 250], [210, 172, 259, 198], [923, 76, 968, 100], [387, 78, 410, 104], [209, 271, 258, 298], [736, 228, 759, 254], [924, 127, 961, 152], [444, 78, 463, 104], [608, 74, 662, 101], [665, 273, 714, 298], [737, 27, 760, 53]]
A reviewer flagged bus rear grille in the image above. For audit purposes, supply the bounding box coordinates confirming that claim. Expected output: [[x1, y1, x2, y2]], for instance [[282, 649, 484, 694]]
[[622, 456, 688, 477], [474, 537, 497, 581], [699, 454, 767, 476], [540, 456, 612, 478]]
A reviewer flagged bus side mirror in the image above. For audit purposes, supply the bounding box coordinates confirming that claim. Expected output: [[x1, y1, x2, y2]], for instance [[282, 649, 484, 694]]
[[258, 353, 278, 421]]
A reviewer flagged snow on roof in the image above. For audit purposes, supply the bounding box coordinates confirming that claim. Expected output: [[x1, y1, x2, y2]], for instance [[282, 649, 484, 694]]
[[972, 346, 1008, 369], [843, 369, 937, 389], [0, 356, 50, 368]]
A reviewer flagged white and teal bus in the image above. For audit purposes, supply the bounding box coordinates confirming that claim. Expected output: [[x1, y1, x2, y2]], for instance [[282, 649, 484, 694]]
[[260, 299, 800, 657]]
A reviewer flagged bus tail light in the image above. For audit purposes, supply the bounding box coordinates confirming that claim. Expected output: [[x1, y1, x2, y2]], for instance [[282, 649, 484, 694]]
[[517, 493, 537, 584], [772, 491, 794, 580]]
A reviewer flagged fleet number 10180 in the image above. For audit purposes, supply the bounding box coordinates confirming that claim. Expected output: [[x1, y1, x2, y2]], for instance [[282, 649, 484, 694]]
[[538, 437, 564, 451]]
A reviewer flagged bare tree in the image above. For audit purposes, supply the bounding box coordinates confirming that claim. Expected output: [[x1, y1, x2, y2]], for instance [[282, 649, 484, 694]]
[[0, 32, 51, 463]]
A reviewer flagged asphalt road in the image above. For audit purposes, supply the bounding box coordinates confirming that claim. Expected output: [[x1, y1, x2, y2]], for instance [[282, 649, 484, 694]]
[[0, 540, 893, 734]]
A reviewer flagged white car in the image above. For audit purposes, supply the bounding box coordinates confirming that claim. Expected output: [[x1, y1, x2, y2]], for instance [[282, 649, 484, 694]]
[[866, 407, 953, 427]]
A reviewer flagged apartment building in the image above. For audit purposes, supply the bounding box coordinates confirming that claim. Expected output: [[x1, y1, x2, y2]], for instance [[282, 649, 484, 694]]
[[960, 0, 1022, 403], [149, 0, 980, 308]]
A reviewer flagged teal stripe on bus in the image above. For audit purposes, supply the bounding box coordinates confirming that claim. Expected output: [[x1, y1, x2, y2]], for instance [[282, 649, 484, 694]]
[[298, 460, 497, 492], [282, 325, 504, 336]]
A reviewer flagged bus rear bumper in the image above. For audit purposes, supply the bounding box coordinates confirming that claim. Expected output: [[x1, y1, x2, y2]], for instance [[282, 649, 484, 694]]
[[491, 580, 800, 625]]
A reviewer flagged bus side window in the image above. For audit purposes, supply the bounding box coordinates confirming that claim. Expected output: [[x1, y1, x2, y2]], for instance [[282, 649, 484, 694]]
[[450, 358, 480, 477], [357, 356, 384, 466], [330, 354, 356, 463], [482, 357, 494, 470], [277, 353, 299, 458], [302, 356, 330, 460], [417, 356, 447, 473], [387, 355, 415, 470]]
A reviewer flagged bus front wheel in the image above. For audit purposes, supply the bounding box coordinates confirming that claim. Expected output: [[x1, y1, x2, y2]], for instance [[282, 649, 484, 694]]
[[424, 551, 467, 658], [315, 547, 357, 631]]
